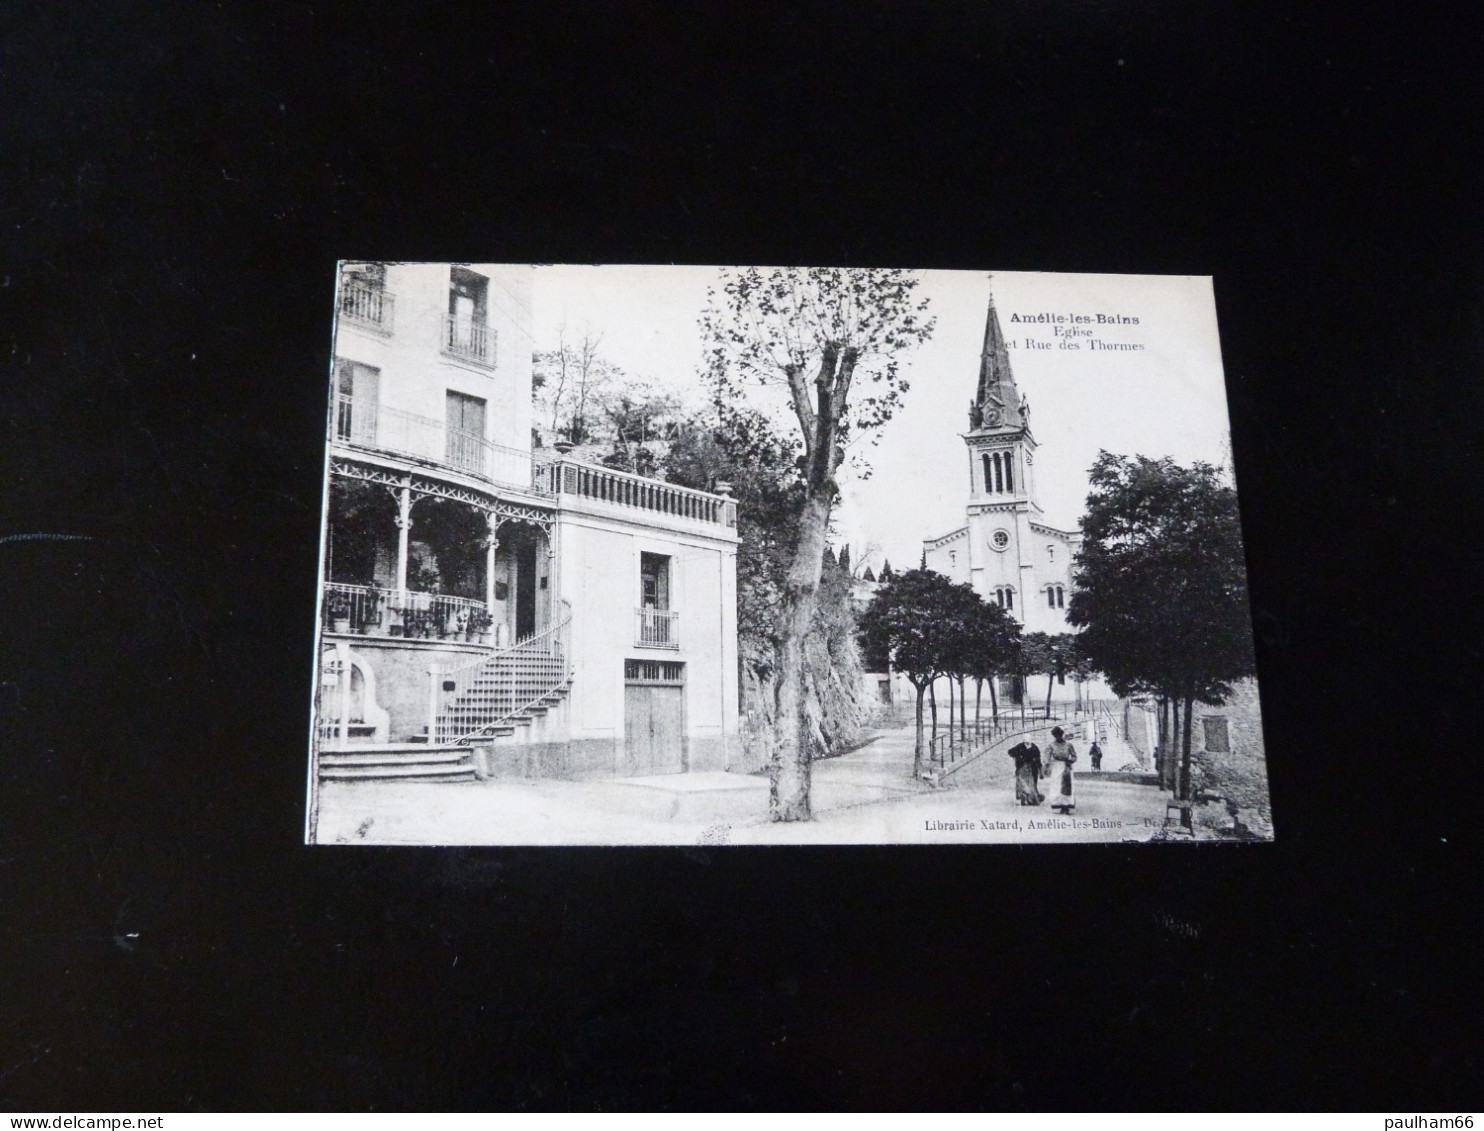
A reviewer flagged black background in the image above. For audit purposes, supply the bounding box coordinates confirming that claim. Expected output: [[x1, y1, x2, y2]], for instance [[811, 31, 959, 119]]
[[2, 0, 1481, 1111]]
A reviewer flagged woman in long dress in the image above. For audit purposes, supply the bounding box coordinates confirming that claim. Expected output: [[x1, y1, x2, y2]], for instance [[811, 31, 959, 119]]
[[1008, 740, 1044, 805], [1044, 726, 1077, 814]]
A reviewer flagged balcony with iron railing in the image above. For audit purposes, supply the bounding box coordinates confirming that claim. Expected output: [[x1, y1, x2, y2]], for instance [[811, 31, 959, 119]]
[[635, 607, 680, 650], [442, 315, 496, 367], [339, 281, 395, 334], [536, 459, 738, 530], [333, 395, 542, 493], [322, 582, 494, 643]]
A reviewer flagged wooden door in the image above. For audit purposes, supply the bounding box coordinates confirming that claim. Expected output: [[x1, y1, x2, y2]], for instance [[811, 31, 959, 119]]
[[624, 684, 685, 776], [515, 540, 536, 640], [445, 390, 486, 472]]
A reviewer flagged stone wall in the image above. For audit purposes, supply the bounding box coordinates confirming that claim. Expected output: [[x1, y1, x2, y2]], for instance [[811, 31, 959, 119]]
[[329, 637, 492, 743], [1190, 678, 1273, 838]]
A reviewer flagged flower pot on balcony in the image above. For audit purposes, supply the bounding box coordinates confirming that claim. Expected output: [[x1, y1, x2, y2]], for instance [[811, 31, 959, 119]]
[[325, 591, 352, 633], [357, 596, 381, 634]]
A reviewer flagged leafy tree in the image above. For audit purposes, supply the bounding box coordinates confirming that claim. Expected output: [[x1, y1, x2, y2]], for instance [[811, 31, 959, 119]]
[[663, 408, 804, 665], [703, 268, 934, 819], [325, 477, 395, 586], [878, 559, 894, 582], [664, 406, 868, 769], [1020, 631, 1091, 717], [602, 376, 682, 450], [858, 569, 979, 778], [938, 592, 1009, 741], [1068, 452, 1258, 812], [964, 598, 1021, 723]]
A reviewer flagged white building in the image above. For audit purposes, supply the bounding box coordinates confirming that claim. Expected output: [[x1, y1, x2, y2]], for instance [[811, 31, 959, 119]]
[[922, 294, 1107, 706], [313, 263, 739, 788]]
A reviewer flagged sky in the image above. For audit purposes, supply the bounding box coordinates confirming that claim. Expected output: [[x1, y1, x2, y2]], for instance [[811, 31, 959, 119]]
[[531, 266, 1234, 575]]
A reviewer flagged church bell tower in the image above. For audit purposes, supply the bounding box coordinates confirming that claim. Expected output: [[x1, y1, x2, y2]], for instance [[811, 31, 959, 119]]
[[966, 290, 1037, 512], [925, 283, 1080, 640], [961, 288, 1043, 621]]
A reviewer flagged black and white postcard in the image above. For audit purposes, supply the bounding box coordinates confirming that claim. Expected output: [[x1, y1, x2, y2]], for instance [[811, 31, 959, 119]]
[[307, 265, 1271, 846]]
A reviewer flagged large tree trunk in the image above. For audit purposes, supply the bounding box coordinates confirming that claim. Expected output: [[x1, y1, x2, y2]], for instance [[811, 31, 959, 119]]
[[929, 680, 938, 743], [912, 682, 926, 778], [974, 678, 982, 727], [1169, 697, 1182, 795], [957, 677, 967, 740], [989, 676, 998, 721], [1046, 672, 1054, 718], [770, 342, 859, 820], [946, 678, 954, 748], [1156, 696, 1170, 790], [1180, 692, 1196, 829], [771, 492, 832, 821]]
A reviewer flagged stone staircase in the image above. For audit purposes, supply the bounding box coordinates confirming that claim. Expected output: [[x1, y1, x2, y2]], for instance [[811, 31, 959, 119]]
[[436, 652, 571, 742], [319, 603, 575, 784], [318, 654, 574, 783]]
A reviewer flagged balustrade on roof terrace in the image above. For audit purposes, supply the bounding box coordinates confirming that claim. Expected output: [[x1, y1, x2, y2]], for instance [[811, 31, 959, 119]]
[[536, 459, 737, 529]]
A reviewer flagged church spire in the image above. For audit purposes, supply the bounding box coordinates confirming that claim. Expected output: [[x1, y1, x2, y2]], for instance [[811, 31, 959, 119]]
[[969, 287, 1025, 433]]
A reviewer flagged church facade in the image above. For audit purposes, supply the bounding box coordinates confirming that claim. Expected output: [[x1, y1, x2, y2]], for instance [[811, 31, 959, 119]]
[[922, 294, 1105, 703]]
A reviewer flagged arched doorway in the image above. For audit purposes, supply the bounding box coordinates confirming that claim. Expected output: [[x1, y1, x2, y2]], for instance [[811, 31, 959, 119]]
[[317, 644, 390, 745]]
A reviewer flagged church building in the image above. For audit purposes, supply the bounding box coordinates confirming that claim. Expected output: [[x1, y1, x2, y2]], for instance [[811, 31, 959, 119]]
[[922, 293, 1099, 703]]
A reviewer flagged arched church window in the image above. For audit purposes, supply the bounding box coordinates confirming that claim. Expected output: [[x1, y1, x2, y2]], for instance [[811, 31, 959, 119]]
[[990, 529, 1010, 551], [994, 452, 1004, 493], [994, 586, 1015, 611], [1004, 453, 1013, 493], [982, 453, 993, 494], [1045, 584, 1065, 609]]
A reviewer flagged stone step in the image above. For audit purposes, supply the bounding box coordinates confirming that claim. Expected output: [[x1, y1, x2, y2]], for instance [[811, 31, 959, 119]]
[[321, 749, 468, 767], [321, 766, 477, 783]]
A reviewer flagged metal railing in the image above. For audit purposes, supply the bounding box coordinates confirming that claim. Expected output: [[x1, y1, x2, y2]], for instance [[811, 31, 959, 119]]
[[339, 281, 394, 333], [322, 582, 493, 642], [317, 652, 354, 743], [442, 315, 495, 366], [927, 702, 1088, 768], [539, 459, 738, 527], [635, 607, 680, 650], [429, 600, 573, 745], [332, 396, 538, 490]]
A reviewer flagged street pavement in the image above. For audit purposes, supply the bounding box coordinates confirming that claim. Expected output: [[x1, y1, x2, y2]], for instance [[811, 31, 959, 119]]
[[313, 719, 1172, 846]]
